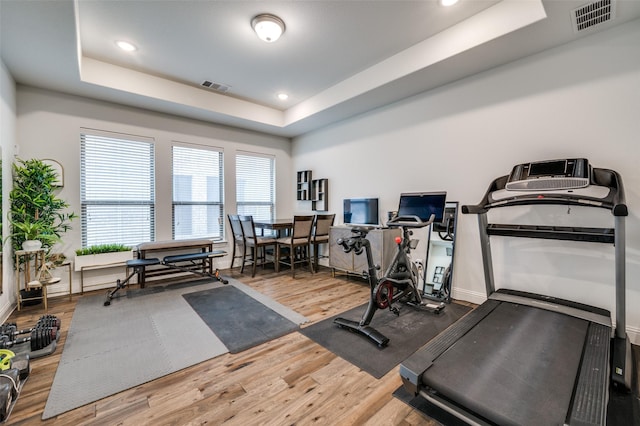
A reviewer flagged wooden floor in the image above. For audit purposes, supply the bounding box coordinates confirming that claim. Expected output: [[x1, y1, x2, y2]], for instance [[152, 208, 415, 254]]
[[7, 266, 454, 425], [4, 266, 637, 425]]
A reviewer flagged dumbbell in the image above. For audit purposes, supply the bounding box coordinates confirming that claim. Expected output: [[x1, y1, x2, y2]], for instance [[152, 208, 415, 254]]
[[27, 314, 61, 330], [38, 315, 61, 329], [0, 315, 60, 340], [0, 324, 58, 343], [9, 314, 61, 329], [0, 328, 55, 351]]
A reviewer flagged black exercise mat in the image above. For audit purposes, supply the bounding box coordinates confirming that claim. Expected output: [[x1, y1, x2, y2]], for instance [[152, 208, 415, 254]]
[[300, 301, 471, 378], [183, 285, 300, 353]]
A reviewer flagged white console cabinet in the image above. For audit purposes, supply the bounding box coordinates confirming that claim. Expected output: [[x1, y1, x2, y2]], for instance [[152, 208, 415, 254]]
[[329, 226, 400, 276]]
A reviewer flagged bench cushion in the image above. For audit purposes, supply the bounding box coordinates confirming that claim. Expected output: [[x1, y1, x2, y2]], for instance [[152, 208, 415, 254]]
[[126, 258, 161, 267], [163, 250, 226, 264]]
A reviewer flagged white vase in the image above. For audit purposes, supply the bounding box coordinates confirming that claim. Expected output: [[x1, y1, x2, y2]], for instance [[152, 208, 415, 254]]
[[22, 240, 43, 251]]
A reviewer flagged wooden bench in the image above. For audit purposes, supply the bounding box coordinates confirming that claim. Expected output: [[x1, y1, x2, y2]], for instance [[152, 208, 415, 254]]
[[136, 239, 226, 287]]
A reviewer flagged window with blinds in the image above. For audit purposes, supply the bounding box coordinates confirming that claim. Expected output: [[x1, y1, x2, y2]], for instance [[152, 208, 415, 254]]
[[80, 132, 155, 247], [172, 145, 224, 240], [236, 153, 275, 222]]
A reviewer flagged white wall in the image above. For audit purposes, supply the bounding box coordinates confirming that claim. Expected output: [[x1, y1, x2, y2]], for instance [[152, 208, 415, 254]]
[[292, 20, 640, 343], [0, 60, 17, 319], [15, 86, 293, 293]]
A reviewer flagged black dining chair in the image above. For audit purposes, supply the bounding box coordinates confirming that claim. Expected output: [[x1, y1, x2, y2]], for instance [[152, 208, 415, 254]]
[[239, 215, 277, 277], [275, 215, 315, 277], [311, 213, 335, 269], [227, 214, 247, 271]]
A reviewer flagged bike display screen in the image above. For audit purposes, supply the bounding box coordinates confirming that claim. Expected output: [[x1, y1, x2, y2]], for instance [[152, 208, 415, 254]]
[[397, 192, 447, 223]]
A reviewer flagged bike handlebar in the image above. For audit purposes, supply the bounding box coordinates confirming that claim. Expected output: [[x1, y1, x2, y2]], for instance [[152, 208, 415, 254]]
[[337, 215, 433, 254], [386, 214, 435, 228], [337, 237, 365, 255]]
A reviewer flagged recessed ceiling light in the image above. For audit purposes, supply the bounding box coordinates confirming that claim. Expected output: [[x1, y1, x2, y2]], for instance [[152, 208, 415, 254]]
[[116, 41, 137, 52], [252, 14, 286, 43], [277, 93, 289, 101], [440, 0, 459, 6]]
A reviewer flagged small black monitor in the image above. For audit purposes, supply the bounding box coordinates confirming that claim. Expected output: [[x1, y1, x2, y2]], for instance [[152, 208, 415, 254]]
[[397, 192, 447, 223], [343, 198, 379, 226]]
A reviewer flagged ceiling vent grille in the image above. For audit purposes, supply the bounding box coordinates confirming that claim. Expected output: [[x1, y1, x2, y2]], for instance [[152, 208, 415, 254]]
[[201, 80, 231, 93], [572, 0, 615, 32]]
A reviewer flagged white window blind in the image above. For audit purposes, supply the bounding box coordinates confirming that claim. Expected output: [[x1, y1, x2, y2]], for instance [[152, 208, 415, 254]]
[[172, 145, 224, 240], [80, 132, 155, 247], [236, 153, 275, 221]]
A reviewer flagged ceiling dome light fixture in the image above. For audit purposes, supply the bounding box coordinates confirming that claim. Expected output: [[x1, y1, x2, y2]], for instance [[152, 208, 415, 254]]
[[277, 93, 289, 101], [116, 40, 137, 52], [440, 0, 459, 6], [252, 14, 286, 43]]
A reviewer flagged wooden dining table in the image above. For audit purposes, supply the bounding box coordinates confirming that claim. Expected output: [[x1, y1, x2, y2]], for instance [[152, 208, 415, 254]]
[[252, 218, 293, 237]]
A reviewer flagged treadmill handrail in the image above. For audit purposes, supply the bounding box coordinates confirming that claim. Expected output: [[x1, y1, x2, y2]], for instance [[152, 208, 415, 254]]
[[460, 163, 632, 390], [462, 168, 627, 216]]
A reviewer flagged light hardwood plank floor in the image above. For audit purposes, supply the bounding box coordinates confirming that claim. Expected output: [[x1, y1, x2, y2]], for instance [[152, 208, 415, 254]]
[[4, 266, 636, 425]]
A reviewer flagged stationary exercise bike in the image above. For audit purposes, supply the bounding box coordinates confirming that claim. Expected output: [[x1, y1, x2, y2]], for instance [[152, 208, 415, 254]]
[[333, 214, 446, 347]]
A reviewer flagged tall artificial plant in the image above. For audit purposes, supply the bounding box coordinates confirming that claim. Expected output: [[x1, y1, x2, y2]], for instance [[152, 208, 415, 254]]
[[9, 158, 76, 255]]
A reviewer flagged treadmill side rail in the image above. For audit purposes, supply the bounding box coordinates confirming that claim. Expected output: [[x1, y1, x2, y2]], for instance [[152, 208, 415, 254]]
[[569, 323, 610, 425], [419, 391, 493, 426]]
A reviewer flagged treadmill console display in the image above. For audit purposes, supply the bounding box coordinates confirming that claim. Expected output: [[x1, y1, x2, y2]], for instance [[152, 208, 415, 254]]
[[506, 158, 590, 191]]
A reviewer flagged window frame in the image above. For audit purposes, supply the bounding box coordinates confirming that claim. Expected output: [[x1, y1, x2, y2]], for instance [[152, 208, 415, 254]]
[[171, 142, 225, 241], [235, 151, 276, 222], [80, 129, 156, 248]]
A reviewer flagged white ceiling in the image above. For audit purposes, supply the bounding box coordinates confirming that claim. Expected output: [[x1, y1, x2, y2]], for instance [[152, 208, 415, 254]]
[[2, 0, 640, 138]]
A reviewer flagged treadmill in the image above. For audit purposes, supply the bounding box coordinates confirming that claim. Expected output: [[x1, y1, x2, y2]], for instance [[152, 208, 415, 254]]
[[400, 159, 633, 426]]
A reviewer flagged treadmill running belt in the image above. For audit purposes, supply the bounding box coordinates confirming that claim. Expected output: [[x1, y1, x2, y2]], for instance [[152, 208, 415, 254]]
[[420, 302, 588, 426]]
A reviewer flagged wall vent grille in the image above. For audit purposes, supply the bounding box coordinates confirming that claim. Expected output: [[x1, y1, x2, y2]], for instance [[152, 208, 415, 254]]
[[572, 0, 615, 32], [201, 80, 231, 93]]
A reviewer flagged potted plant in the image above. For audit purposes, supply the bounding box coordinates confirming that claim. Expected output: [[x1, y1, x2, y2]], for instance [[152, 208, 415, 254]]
[[74, 243, 134, 272], [10, 218, 50, 251], [9, 158, 76, 255]]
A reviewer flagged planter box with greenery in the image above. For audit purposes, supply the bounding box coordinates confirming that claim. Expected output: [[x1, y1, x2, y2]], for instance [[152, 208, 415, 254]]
[[74, 244, 134, 272]]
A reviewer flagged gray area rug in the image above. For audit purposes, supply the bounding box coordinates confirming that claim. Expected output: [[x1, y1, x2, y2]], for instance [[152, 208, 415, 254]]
[[43, 278, 307, 420]]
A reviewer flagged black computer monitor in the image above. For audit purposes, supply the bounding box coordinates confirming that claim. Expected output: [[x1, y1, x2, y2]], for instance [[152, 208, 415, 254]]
[[397, 192, 447, 223], [343, 198, 379, 226]]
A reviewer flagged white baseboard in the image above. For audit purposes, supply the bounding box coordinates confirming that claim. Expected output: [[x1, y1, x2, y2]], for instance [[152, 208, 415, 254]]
[[625, 325, 640, 346], [451, 287, 487, 306], [0, 300, 15, 327]]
